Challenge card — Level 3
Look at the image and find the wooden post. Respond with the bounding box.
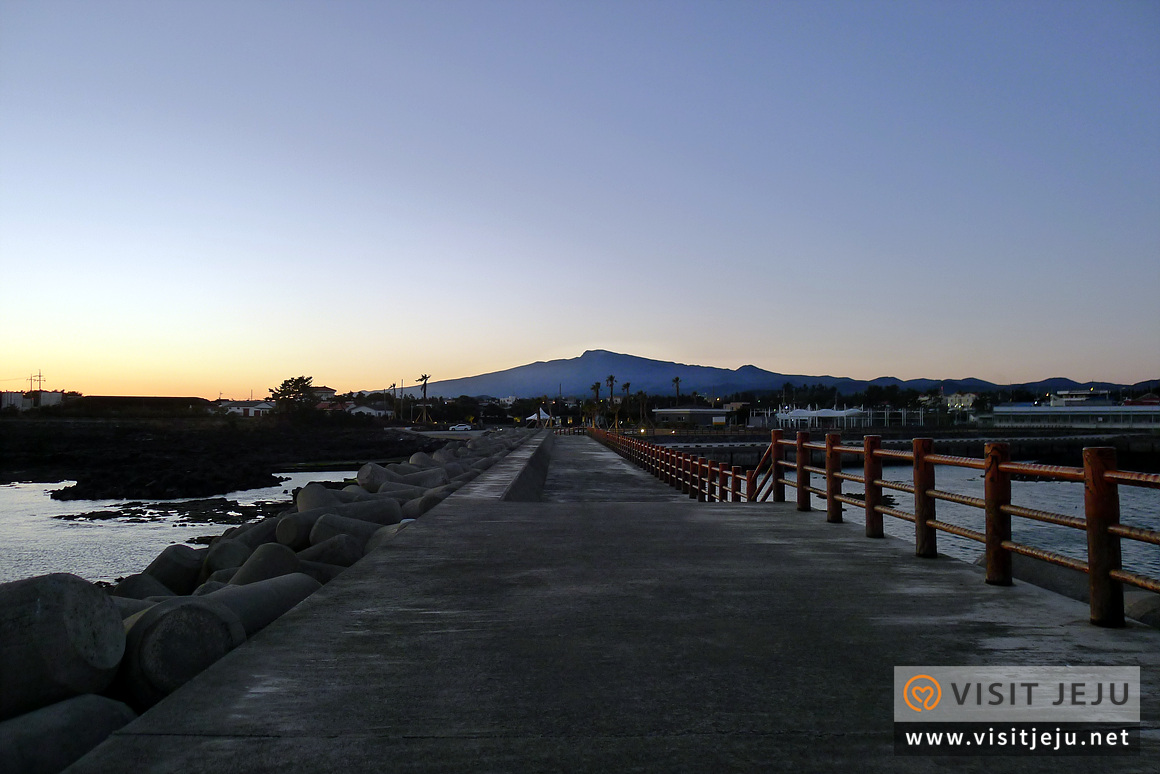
[689,454,696,497]
[913,438,937,558]
[1084,447,1124,627]
[983,442,1012,586]
[863,435,883,538]
[706,460,717,501]
[796,431,811,512]
[730,466,742,503]
[698,458,709,502]
[771,429,785,503]
[745,469,756,503]
[719,463,729,503]
[825,432,842,523]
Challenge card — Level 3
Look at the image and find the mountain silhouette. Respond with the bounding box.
[393,349,1143,400]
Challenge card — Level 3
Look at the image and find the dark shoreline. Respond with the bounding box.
[0,418,441,500]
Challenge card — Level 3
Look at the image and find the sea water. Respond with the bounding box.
[0,471,354,584]
[785,463,1160,578]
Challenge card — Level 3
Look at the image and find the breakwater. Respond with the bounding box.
[0,429,535,774]
[55,435,1160,773]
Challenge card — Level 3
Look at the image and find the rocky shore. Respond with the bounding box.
[0,428,535,773]
[0,418,442,500]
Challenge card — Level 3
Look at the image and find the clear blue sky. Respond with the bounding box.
[2,0,1157,398]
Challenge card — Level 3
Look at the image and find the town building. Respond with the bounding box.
[991,404,1160,429]
[220,400,275,418]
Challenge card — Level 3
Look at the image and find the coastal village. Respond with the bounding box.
[5,381,1159,432]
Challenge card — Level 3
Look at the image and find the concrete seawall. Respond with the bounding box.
[62,434,1160,773]
[501,430,555,501]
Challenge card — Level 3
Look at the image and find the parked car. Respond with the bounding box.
[448,423,473,431]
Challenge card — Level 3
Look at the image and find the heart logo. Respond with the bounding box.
[903,675,941,712]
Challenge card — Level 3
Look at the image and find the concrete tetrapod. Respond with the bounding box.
[207,567,239,584]
[141,544,205,596]
[108,597,155,620]
[118,597,246,710]
[0,693,136,774]
[401,489,448,519]
[296,534,363,567]
[0,574,126,721]
[407,451,436,467]
[374,481,431,501]
[431,449,458,464]
[277,499,404,550]
[224,516,280,551]
[191,580,228,596]
[396,467,450,489]
[296,560,347,584]
[203,539,253,577]
[308,512,387,552]
[363,521,413,553]
[228,543,300,585]
[295,482,340,511]
[202,573,320,637]
[356,462,392,492]
[110,573,175,600]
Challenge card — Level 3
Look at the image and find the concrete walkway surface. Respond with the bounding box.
[67,435,1160,773]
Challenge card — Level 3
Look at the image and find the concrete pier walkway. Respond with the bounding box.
[70,435,1160,773]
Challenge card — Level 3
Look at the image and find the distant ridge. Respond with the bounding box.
[393,349,1150,400]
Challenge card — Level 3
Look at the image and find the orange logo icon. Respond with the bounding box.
[903,674,941,712]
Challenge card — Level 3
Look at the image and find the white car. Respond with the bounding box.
[448,423,473,431]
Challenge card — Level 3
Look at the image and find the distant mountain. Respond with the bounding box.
[391,349,1147,400]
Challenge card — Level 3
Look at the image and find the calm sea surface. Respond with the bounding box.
[786,463,1160,578]
[2,462,1157,585]
[0,470,354,584]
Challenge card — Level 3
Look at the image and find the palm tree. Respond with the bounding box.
[590,382,601,427]
[417,374,431,424]
[619,382,631,430]
[637,390,648,426]
[672,376,681,406]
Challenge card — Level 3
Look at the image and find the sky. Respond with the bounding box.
[1,0,1157,399]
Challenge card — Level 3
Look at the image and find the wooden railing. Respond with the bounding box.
[589,427,1160,628]
[590,428,752,503]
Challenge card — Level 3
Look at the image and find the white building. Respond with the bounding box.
[221,400,275,418]
[348,405,394,419]
[946,392,977,410]
[774,407,868,429]
[1,390,65,411]
[992,404,1160,429]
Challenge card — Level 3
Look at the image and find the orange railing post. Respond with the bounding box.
[718,462,728,503]
[731,465,742,502]
[1085,447,1124,627]
[697,457,708,502]
[913,438,937,558]
[796,431,811,512]
[983,442,1012,586]
[687,454,697,499]
[863,435,883,538]
[825,432,842,523]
